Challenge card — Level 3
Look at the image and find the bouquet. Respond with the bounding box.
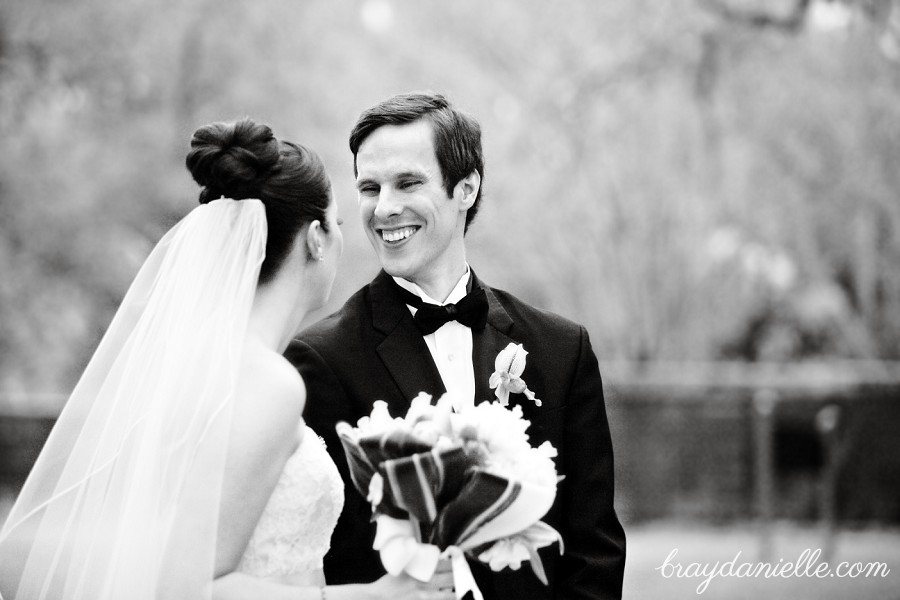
[336,390,562,600]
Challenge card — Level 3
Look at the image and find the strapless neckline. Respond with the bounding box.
[236,423,344,580]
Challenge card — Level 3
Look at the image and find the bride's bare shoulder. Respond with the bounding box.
[233,349,306,442]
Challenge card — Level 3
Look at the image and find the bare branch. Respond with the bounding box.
[698,0,811,32]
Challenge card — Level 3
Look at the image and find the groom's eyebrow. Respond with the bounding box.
[356,170,423,190]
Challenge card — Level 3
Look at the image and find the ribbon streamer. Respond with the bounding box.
[373,516,484,600]
[373,516,441,581]
[444,546,482,600]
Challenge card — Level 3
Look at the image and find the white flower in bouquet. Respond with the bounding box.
[450,402,558,488]
[338,400,405,441]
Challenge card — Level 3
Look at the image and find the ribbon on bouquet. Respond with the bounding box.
[374,516,482,600]
[445,546,481,600]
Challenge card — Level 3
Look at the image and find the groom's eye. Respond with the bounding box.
[398,179,421,190]
[357,184,378,196]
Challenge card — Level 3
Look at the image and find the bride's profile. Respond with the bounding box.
[0,118,453,600]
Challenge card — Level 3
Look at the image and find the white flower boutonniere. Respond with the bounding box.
[489,343,542,407]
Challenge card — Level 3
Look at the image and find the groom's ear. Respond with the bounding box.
[454,171,480,212]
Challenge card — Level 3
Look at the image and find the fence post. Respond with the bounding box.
[815,403,841,561]
[753,388,777,561]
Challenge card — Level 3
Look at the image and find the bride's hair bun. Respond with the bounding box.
[184,116,332,285]
[185,118,280,203]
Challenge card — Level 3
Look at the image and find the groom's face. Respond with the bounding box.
[355,120,470,286]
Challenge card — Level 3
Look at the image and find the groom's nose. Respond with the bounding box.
[373,189,403,220]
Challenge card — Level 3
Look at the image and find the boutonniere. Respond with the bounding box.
[489,343,542,407]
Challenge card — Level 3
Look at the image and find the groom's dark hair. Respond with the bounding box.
[349,92,485,232]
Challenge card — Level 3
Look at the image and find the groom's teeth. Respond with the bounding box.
[382,227,417,243]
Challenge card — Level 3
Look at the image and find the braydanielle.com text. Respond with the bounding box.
[655,547,891,594]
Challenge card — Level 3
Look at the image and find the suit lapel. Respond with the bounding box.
[368,269,522,411]
[471,273,516,404]
[370,271,446,413]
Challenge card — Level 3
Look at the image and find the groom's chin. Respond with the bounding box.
[377,256,412,280]
[381,266,409,282]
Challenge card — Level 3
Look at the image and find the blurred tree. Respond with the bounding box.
[1,0,899,408]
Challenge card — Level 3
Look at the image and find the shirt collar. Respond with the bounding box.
[393,264,471,306]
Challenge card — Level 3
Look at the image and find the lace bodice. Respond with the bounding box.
[237,424,344,579]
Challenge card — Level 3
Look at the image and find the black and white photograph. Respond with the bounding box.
[1,1,899,599]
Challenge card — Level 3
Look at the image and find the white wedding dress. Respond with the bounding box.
[237,423,344,586]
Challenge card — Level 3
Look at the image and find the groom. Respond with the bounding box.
[287,92,625,599]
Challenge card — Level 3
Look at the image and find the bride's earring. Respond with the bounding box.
[316,247,324,261]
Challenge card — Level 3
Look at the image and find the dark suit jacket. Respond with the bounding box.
[286,270,626,599]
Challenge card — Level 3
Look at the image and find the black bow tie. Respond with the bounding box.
[394,284,489,335]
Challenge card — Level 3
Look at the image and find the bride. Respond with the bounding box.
[0,118,453,600]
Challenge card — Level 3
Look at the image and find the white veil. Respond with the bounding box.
[0,198,267,600]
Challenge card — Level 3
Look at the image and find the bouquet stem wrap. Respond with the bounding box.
[374,516,481,599]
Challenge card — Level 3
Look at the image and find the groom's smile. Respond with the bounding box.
[379,225,420,245]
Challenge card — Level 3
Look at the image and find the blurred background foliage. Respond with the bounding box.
[2,0,900,404]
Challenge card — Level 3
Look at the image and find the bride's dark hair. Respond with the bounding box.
[185,117,331,284]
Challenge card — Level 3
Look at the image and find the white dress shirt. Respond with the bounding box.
[393,266,475,410]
